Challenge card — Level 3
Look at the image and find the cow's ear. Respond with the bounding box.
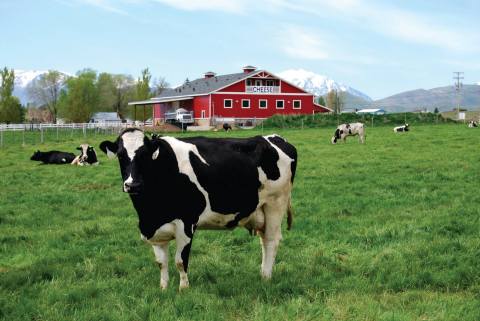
[76,147,82,150]
[99,141,118,159]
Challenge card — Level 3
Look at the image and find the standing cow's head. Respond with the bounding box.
[100,128,159,194]
[331,129,342,144]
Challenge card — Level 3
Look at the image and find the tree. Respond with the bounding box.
[434,107,439,114]
[152,77,169,96]
[58,69,99,123]
[112,74,135,119]
[326,90,344,114]
[136,68,152,101]
[97,72,135,119]
[0,67,23,123]
[134,68,153,121]
[316,95,326,106]
[27,70,66,123]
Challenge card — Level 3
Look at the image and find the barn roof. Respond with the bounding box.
[155,70,259,98]
[128,68,316,106]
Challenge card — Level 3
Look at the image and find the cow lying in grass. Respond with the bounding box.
[331,122,365,144]
[100,128,297,290]
[394,124,410,132]
[468,120,478,128]
[30,150,76,164]
[71,144,99,166]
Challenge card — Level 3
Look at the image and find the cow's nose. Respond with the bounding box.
[123,182,132,192]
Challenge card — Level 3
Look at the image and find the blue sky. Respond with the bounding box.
[1,0,479,99]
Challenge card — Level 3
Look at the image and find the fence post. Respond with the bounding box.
[371,115,374,127]
[83,124,86,138]
[56,126,59,141]
[40,125,44,144]
[0,129,3,148]
[23,126,26,146]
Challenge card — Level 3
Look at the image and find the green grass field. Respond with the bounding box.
[1,124,479,321]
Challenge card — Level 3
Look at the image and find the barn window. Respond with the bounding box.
[224,99,232,108]
[242,99,250,109]
[276,100,284,109]
[259,99,267,109]
[201,110,206,118]
[293,100,301,109]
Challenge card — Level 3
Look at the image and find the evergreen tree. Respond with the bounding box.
[0,67,23,123]
[134,68,152,121]
[434,107,439,114]
[317,96,326,106]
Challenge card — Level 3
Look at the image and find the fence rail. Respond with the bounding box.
[0,121,154,148]
[0,121,152,131]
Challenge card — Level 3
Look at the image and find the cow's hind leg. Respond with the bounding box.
[174,220,194,290]
[259,197,287,279]
[152,242,169,289]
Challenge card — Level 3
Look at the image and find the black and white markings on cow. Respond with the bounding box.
[393,124,410,133]
[331,123,365,144]
[100,128,297,290]
[30,150,76,164]
[71,144,99,166]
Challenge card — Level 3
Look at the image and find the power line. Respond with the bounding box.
[453,72,464,116]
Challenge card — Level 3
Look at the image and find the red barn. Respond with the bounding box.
[129,66,331,127]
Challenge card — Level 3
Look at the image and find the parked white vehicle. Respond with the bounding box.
[164,108,194,123]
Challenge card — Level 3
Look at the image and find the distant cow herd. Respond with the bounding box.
[28,118,478,290]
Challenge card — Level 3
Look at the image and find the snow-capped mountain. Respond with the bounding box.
[12,70,70,106]
[278,69,372,101]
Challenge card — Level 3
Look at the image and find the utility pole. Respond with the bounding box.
[453,72,464,117]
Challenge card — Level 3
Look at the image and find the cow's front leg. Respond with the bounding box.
[152,242,169,290]
[174,221,194,290]
[259,201,285,279]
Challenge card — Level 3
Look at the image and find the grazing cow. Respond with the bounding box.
[30,150,75,164]
[394,124,410,132]
[223,123,232,131]
[331,122,365,144]
[100,128,297,290]
[71,144,99,166]
[468,120,478,128]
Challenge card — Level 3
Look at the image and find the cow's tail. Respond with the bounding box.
[287,197,294,230]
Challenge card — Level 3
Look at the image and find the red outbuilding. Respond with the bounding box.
[129,66,331,127]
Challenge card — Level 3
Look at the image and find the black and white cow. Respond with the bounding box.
[394,124,410,132]
[71,144,99,166]
[100,128,297,290]
[30,150,76,164]
[331,122,365,144]
[468,120,478,128]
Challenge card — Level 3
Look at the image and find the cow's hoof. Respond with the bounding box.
[179,282,190,291]
[160,281,168,290]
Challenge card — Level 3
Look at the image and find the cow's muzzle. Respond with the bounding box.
[123,181,142,194]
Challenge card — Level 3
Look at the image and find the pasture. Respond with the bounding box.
[0,124,479,321]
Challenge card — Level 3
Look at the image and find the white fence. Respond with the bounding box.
[0,121,153,147]
[0,121,154,132]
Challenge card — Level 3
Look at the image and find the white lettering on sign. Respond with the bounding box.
[246,86,280,94]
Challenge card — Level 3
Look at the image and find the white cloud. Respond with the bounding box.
[76,0,129,15]
[279,26,329,60]
[152,0,245,13]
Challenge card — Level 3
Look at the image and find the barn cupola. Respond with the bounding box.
[242,65,256,73]
[204,71,216,79]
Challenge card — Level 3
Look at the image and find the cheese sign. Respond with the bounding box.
[246,86,279,93]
